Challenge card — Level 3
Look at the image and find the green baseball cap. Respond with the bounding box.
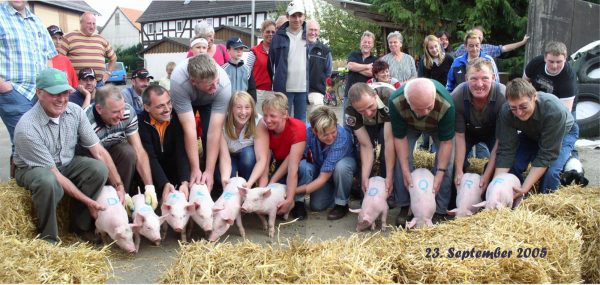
[36,68,74,94]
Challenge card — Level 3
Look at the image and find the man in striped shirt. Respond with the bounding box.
[59,12,117,87]
[81,85,158,207]
[0,0,57,176]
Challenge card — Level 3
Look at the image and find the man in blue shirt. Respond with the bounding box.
[69,68,97,109]
[0,0,57,177]
[295,106,356,220]
[122,68,153,115]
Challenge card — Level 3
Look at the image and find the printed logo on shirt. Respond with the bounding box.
[345,114,356,127]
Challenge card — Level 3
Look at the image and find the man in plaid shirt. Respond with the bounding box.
[0,0,57,177]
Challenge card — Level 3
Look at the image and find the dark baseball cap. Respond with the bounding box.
[132,68,154,79]
[78,68,96,79]
[226,37,247,49]
[47,25,63,36]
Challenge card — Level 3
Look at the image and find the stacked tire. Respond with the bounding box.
[575,44,600,138]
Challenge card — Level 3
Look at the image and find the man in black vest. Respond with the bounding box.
[307,20,332,99]
[451,58,506,191]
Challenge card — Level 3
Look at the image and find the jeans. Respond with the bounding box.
[419,133,431,151]
[509,122,579,193]
[0,89,36,152]
[463,139,495,171]
[286,92,308,122]
[296,157,357,211]
[393,127,454,214]
[467,142,491,159]
[230,145,256,181]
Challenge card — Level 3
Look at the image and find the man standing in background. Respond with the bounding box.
[0,0,57,177]
[60,12,117,87]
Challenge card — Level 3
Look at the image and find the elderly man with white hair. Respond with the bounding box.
[388,78,455,226]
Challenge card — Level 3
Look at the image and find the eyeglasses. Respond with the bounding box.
[509,103,530,112]
[264,30,276,34]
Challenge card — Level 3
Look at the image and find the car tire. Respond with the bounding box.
[576,83,600,138]
[577,55,600,84]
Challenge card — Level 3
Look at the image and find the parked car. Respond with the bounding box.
[106,62,127,85]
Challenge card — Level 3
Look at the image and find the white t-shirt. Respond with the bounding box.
[285,29,307,92]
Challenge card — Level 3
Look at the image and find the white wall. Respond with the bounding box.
[144,53,187,80]
[100,9,140,49]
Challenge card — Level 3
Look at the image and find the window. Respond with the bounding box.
[206,18,213,27]
[147,23,154,34]
[227,16,234,26]
[115,12,120,25]
[156,23,162,33]
[240,16,247,27]
[176,20,183,32]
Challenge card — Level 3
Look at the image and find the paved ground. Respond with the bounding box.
[0,92,598,283]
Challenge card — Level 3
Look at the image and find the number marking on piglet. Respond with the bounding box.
[169,193,179,200]
[223,191,235,200]
[418,179,429,192]
[492,177,505,186]
[195,191,204,197]
[464,179,473,189]
[107,197,119,206]
[368,187,378,196]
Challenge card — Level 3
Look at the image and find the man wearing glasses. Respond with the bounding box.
[495,78,578,195]
[138,85,191,202]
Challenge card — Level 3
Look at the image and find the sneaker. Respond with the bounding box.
[395,206,411,227]
[291,201,307,220]
[327,204,349,220]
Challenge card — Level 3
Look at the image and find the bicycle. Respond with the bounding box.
[324,69,347,107]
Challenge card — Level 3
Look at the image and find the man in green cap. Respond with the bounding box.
[13,68,124,244]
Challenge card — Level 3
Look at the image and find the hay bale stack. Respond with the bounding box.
[0,180,37,238]
[160,235,398,284]
[161,209,581,283]
[413,149,435,169]
[0,180,77,241]
[391,208,582,283]
[466,157,487,174]
[522,186,600,283]
[0,234,111,283]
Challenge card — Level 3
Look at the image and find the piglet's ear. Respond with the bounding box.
[238,186,248,196]
[262,188,272,198]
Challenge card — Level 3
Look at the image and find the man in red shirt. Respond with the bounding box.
[47,25,78,88]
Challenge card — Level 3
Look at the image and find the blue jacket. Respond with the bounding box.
[268,21,307,93]
[446,51,499,92]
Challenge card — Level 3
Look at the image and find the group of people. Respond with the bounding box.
[0,0,580,243]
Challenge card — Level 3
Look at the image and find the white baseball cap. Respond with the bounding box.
[286,0,305,15]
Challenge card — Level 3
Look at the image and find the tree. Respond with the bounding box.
[313,0,379,60]
[370,0,529,77]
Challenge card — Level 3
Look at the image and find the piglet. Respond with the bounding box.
[406,168,436,229]
[349,176,389,231]
[161,190,194,242]
[473,173,523,210]
[208,177,247,242]
[447,173,484,218]
[95,186,139,253]
[188,184,215,238]
[131,191,166,251]
[239,183,288,238]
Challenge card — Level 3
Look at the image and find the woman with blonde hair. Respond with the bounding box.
[219,91,269,188]
[419,35,454,86]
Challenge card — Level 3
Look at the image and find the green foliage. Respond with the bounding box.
[114,43,143,72]
[370,0,529,78]
[314,1,379,61]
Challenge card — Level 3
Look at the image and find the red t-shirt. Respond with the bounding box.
[250,42,272,91]
[51,54,78,88]
[269,117,306,163]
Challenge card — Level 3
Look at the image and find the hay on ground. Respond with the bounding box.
[523,186,600,283]
[392,208,582,283]
[0,180,81,242]
[413,149,488,175]
[161,209,581,283]
[0,234,111,283]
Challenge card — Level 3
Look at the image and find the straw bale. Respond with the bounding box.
[413,149,435,169]
[0,233,111,283]
[161,209,581,283]
[392,208,582,283]
[522,186,600,282]
[466,157,487,174]
[160,235,399,284]
[0,180,80,241]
